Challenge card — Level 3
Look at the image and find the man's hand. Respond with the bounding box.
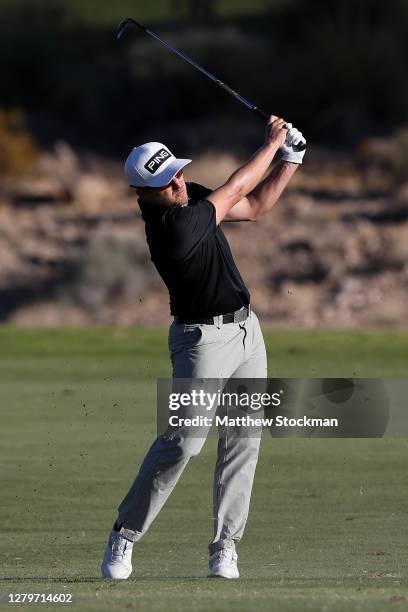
[280,123,306,164]
[264,115,288,149]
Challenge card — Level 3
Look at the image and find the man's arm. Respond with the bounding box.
[224,160,299,222]
[224,123,306,221]
[206,116,288,225]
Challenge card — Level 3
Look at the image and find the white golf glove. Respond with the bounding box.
[280,123,306,164]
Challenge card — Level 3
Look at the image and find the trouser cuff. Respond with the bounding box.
[209,539,236,555]
[117,524,142,543]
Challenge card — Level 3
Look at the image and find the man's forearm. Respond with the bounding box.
[227,142,280,198]
[207,117,290,224]
[247,160,298,219]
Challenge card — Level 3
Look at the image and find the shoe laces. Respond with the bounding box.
[217,548,237,564]
[111,535,129,559]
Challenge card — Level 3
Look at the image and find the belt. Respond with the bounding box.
[175,305,251,325]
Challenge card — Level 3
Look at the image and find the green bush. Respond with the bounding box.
[0,109,38,176]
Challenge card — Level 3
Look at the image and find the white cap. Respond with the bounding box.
[124,142,192,188]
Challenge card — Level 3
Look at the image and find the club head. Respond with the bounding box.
[116,17,145,40]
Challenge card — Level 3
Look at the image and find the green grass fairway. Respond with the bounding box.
[0,327,407,611]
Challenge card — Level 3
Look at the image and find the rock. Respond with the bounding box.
[37,141,80,201]
[1,148,408,327]
[9,301,89,326]
[74,173,114,213]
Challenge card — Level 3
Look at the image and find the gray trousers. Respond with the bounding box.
[116,310,267,553]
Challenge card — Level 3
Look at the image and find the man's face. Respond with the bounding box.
[136,170,188,207]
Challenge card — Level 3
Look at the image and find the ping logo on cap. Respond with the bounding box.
[144,148,171,174]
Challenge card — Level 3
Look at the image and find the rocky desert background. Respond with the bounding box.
[1,128,408,327]
[1,0,408,328]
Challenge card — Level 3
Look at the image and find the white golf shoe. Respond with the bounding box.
[209,548,239,579]
[101,529,134,579]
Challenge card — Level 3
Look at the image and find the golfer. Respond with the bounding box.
[101,116,306,579]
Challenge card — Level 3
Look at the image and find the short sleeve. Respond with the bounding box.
[163,200,216,260]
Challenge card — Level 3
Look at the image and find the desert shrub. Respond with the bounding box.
[1,0,408,151]
[388,129,408,184]
[0,109,38,176]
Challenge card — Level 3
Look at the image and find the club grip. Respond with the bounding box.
[255,109,306,150]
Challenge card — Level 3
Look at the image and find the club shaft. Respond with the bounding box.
[144,26,267,117]
[117,18,306,151]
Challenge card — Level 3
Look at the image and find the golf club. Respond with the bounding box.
[116,17,306,152]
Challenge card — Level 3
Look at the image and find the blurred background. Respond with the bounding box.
[1,0,408,327]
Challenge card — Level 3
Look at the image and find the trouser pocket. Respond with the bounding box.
[168,322,203,357]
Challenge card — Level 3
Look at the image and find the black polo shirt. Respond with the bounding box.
[140,182,250,319]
